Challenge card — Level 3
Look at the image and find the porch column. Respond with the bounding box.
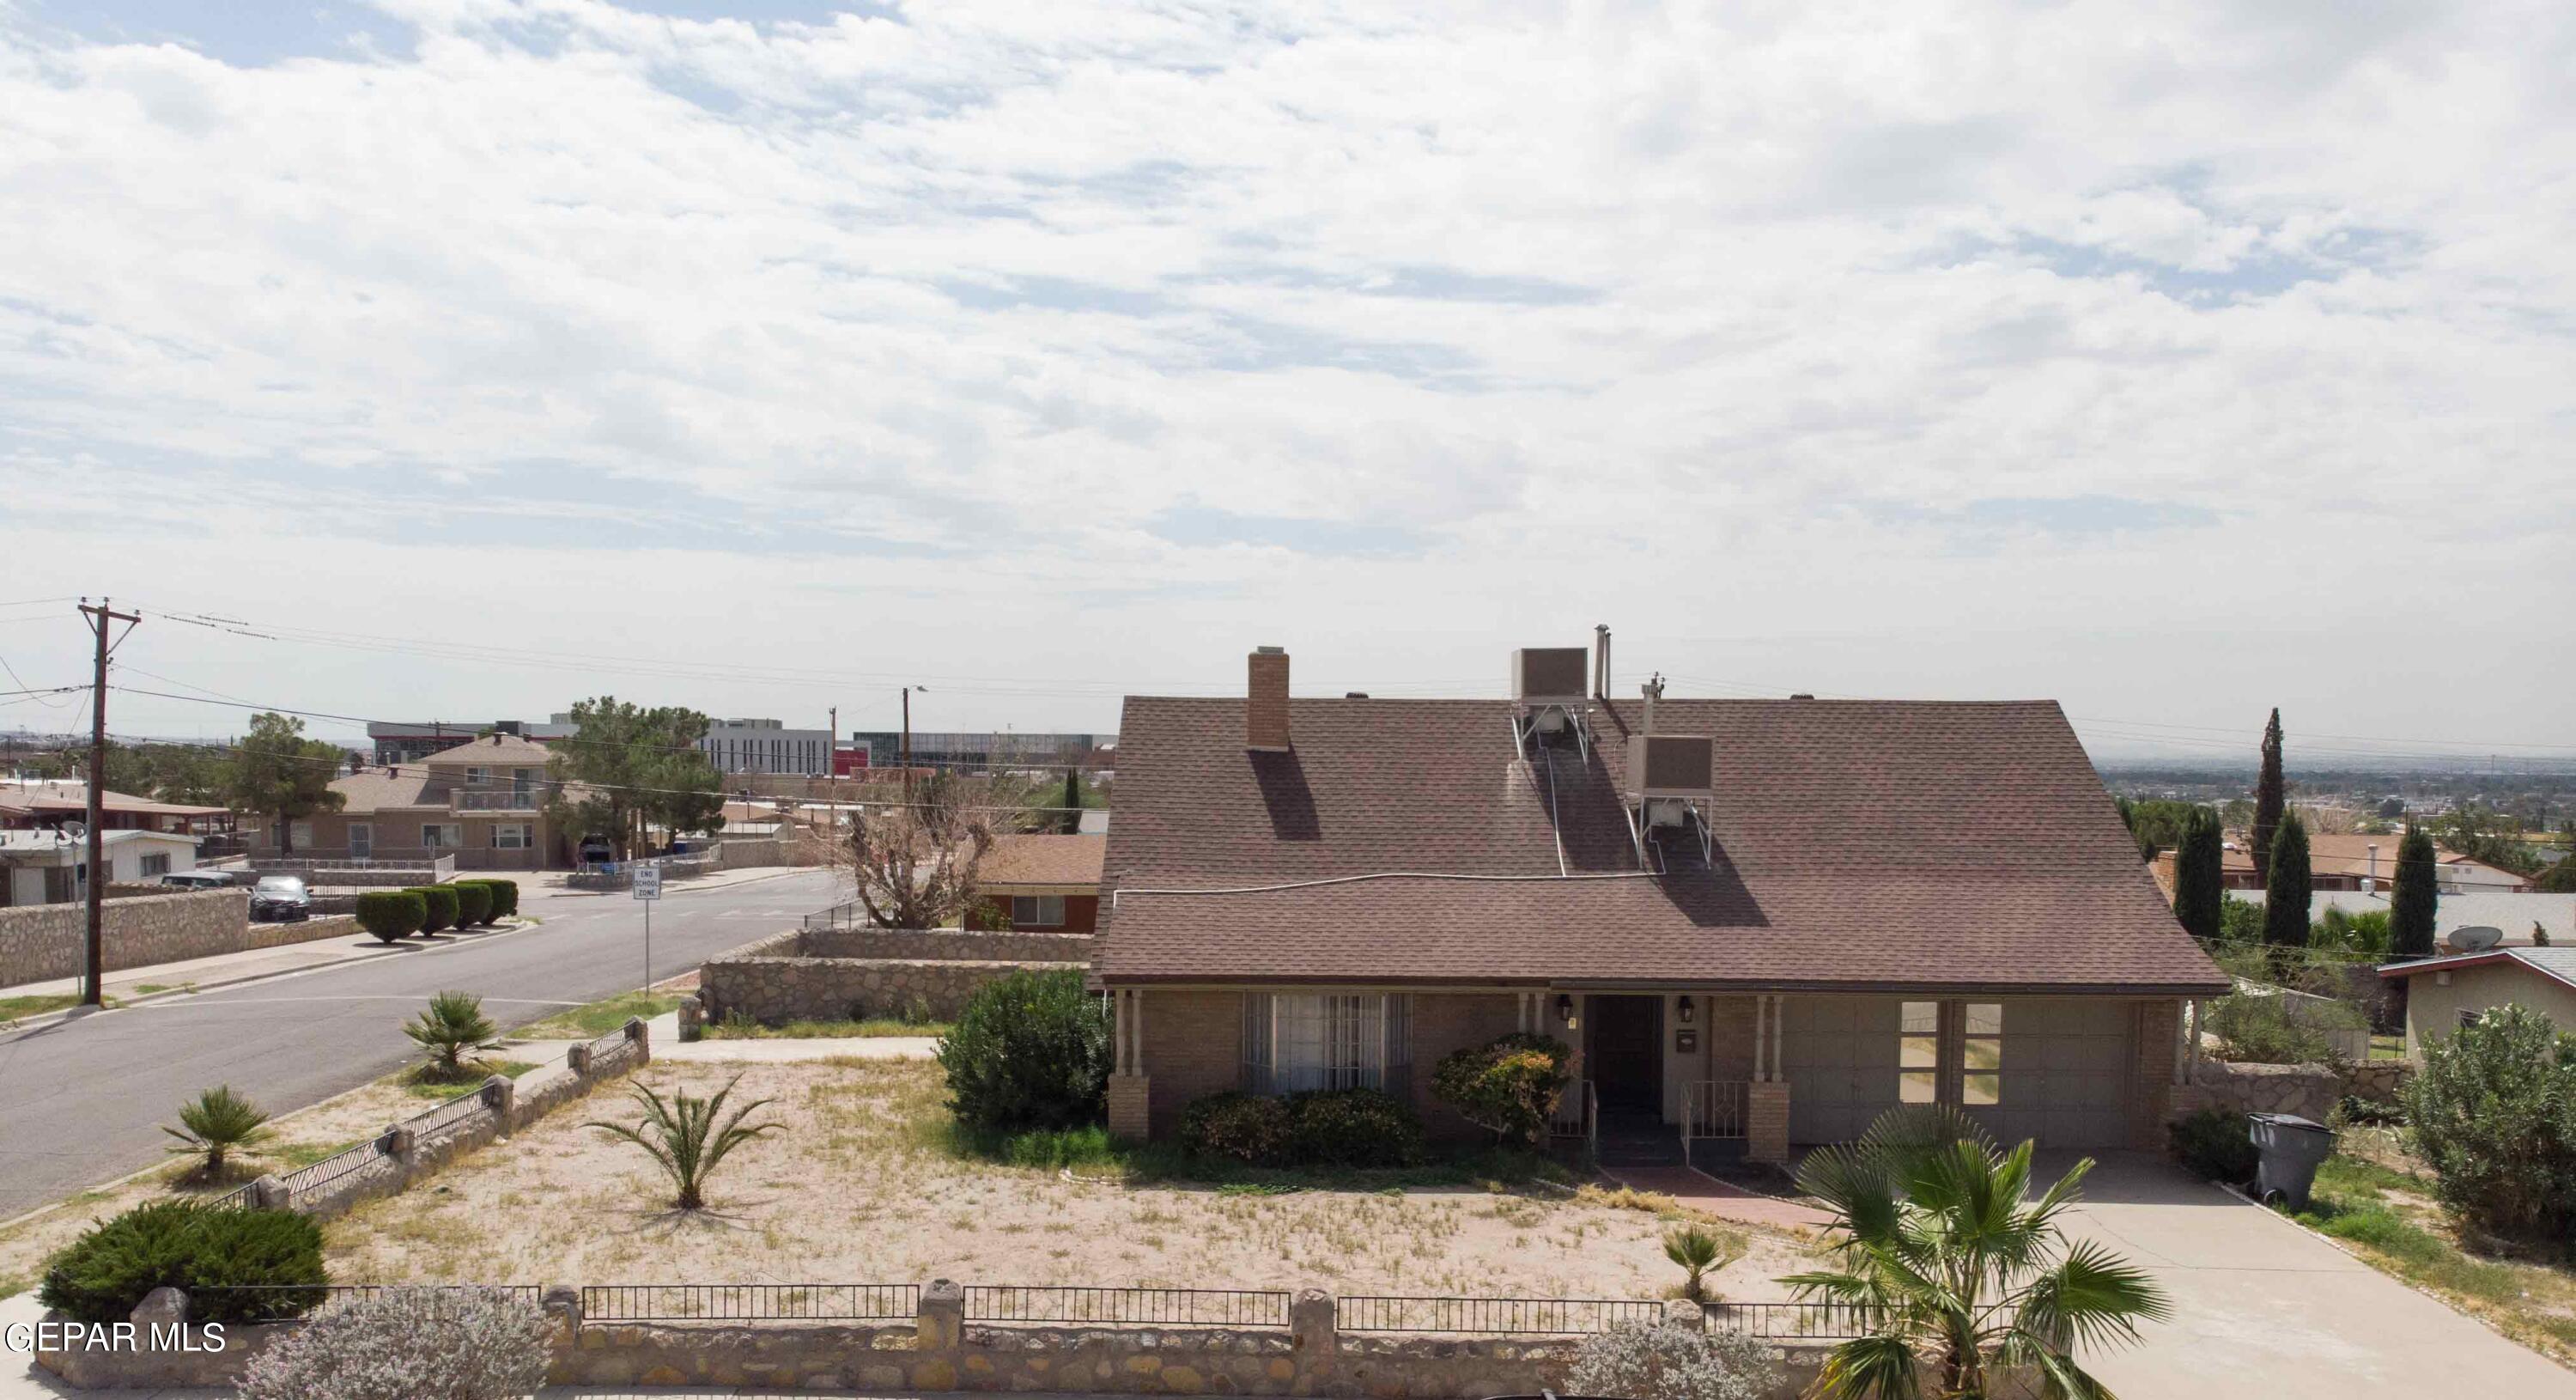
[1106,989,1151,1140]
[1745,995,1791,1166]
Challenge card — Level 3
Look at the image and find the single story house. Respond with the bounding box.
[976,833,1106,932]
[240,733,574,871]
[0,780,230,836]
[1093,643,2228,1163]
[0,828,200,905]
[2290,890,2576,949]
[2221,831,2529,893]
[2379,947,2576,1056]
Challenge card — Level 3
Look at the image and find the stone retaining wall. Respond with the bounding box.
[699,952,1048,1024]
[799,925,1092,963]
[2172,1060,2341,1123]
[0,890,248,988]
[2341,1059,2415,1104]
[245,913,362,951]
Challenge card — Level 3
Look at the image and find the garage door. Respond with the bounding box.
[1780,997,1904,1145]
[1963,999,2133,1149]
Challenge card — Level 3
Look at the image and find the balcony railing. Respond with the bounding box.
[452,788,544,813]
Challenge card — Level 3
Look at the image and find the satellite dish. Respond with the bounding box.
[59,821,85,843]
[2446,925,2504,953]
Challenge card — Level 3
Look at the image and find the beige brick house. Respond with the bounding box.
[1093,644,2227,1166]
[242,733,570,871]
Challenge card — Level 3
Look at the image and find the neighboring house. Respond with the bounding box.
[240,733,569,870]
[1092,645,2228,1162]
[700,719,834,776]
[975,833,1106,932]
[364,717,572,766]
[0,828,199,905]
[2220,831,2530,892]
[0,779,230,836]
[2379,947,2576,1056]
[2293,890,2576,948]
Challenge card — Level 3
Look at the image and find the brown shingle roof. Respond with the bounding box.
[1096,697,2226,995]
[980,833,1107,890]
[420,733,557,767]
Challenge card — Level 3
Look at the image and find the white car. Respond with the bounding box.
[160,871,236,892]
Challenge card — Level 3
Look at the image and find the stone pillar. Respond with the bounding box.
[481,1073,516,1119]
[1107,1074,1151,1140]
[917,1278,964,1351]
[623,1015,650,1063]
[380,1123,416,1160]
[1290,1288,1336,1357]
[540,1283,582,1362]
[1661,1299,1704,1331]
[1746,1081,1791,1166]
[132,1287,189,1330]
[2128,999,2181,1152]
[678,995,704,1043]
[567,1043,592,1074]
[249,1174,289,1209]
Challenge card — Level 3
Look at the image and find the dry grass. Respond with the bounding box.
[324,1058,1810,1300]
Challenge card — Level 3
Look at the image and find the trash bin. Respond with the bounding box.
[2247,1112,2337,1212]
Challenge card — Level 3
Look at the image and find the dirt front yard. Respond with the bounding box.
[324,1057,1812,1301]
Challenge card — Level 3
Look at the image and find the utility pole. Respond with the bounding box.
[77,599,140,1008]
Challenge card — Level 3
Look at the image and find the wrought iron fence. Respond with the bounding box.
[194,1284,543,1324]
[1337,1295,1665,1335]
[1700,1300,1877,1340]
[803,899,861,931]
[580,1283,918,1322]
[404,1082,492,1136]
[962,1285,1291,1328]
[204,1181,258,1210]
[275,1140,385,1203]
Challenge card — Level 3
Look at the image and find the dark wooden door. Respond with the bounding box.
[1590,995,1663,1116]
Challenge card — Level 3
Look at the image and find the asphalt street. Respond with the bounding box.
[0,868,841,1220]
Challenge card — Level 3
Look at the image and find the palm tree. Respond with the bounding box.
[1782,1107,2169,1399]
[404,990,503,1080]
[162,1086,274,1178]
[1662,1224,1739,1302]
[585,1075,780,1211]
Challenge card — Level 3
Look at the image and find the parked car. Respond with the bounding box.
[249,874,312,922]
[160,871,235,892]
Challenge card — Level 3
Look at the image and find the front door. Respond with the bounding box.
[1590,995,1664,1117]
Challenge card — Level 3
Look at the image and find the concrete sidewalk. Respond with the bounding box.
[598,1011,940,1063]
[0,922,517,1017]
[1600,1164,1832,1232]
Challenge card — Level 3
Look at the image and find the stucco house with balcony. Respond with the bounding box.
[1093,642,2229,1167]
[240,733,571,870]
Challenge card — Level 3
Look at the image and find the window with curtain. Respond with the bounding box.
[1241,993,1411,1094]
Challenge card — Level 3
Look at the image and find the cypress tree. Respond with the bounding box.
[2263,812,2312,957]
[2390,824,2439,959]
[1057,767,1083,836]
[2251,708,2285,887]
[2174,807,2225,942]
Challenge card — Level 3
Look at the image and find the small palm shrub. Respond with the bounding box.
[410,885,459,934]
[2403,1004,2576,1242]
[2168,1108,2259,1184]
[1566,1321,1781,1400]
[450,881,492,928]
[1431,1032,1571,1145]
[353,891,426,943]
[938,967,1111,1131]
[404,990,501,1080]
[39,1201,325,1324]
[162,1086,274,1178]
[236,1286,551,1400]
[1662,1224,1743,1301]
[586,1075,780,1210]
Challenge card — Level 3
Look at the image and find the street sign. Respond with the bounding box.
[631,862,662,901]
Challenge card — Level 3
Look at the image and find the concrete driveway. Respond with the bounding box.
[2049,1154,2576,1397]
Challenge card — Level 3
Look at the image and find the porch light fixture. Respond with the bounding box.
[1554,994,1575,1025]
[1676,995,1695,1025]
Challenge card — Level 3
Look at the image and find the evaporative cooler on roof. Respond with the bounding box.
[1510,647,1594,758]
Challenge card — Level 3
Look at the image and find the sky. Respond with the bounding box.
[0,0,2570,770]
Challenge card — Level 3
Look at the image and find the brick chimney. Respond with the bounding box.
[1247,646,1291,752]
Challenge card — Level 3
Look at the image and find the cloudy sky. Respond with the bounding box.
[1,0,2569,768]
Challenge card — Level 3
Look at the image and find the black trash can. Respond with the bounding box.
[2247,1112,2336,1213]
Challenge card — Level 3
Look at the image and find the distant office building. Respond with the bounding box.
[700,718,834,776]
[844,731,1111,772]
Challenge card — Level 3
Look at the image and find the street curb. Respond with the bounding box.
[0,917,554,1038]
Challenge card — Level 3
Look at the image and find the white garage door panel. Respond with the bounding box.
[1782,997,1904,1145]
[1965,1000,2132,1149]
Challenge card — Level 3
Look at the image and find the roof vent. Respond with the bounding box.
[2446,924,2503,953]
[1789,692,1814,700]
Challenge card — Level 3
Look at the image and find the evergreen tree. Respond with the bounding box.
[2262,813,2312,958]
[2251,708,2285,888]
[544,697,726,860]
[2174,807,2225,942]
[223,713,347,856]
[1058,767,1083,836]
[2389,825,2439,958]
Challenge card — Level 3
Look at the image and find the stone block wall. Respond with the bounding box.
[699,953,1057,1025]
[2171,1060,2340,1123]
[0,889,249,988]
[800,926,1092,964]
[718,838,784,869]
[2342,1059,2415,1104]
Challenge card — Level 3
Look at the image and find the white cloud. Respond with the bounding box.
[0,0,2568,756]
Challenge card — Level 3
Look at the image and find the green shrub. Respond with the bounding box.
[2402,1004,2576,1242]
[2168,1108,2258,1184]
[353,891,426,944]
[1431,1032,1572,1145]
[937,968,1111,1131]
[39,1201,325,1324]
[411,885,459,934]
[451,882,493,928]
[479,879,519,919]
[2205,990,2364,1065]
[1281,1088,1425,1167]
[1178,1092,1291,1164]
